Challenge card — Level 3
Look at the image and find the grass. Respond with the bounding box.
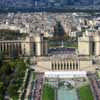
[33,72,35,80]
[12,96,19,100]
[79,85,94,100]
[42,84,55,100]
[96,70,100,79]
[48,40,78,48]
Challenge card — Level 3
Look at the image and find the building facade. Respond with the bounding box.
[36,30,100,73]
[0,35,48,57]
[78,30,100,56]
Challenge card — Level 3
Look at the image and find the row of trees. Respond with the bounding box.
[0,29,28,40]
[53,21,67,40]
[0,55,27,99]
[52,21,77,41]
[47,21,78,48]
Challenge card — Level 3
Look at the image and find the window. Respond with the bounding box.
[92,41,95,55]
[64,63,66,70]
[70,63,72,70]
[52,63,54,70]
[76,63,78,70]
[33,43,36,56]
[58,63,60,70]
[73,63,75,70]
[61,63,63,70]
[55,63,57,70]
[67,63,69,70]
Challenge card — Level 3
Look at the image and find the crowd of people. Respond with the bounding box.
[89,73,100,100]
[29,73,44,100]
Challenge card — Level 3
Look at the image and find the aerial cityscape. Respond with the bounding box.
[0,0,100,100]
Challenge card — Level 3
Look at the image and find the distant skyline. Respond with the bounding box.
[0,0,100,12]
[0,0,99,7]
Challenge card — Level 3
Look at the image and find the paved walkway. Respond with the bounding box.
[30,73,44,100]
[19,69,29,100]
[88,73,100,100]
[25,71,33,100]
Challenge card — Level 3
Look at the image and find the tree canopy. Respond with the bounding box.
[54,21,66,40]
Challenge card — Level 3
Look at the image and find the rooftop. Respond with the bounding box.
[48,48,76,55]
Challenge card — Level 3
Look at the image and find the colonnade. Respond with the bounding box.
[0,40,48,57]
[0,41,22,56]
[51,60,79,71]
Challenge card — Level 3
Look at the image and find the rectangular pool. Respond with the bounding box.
[58,87,78,100]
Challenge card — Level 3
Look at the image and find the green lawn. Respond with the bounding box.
[42,84,55,100]
[79,85,94,100]
[96,70,100,79]
[33,72,35,80]
[48,40,78,48]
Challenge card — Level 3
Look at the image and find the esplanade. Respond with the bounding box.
[36,30,100,77]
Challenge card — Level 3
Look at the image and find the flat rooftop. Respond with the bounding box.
[45,71,87,78]
[48,48,76,55]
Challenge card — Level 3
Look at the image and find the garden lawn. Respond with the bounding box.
[42,84,55,100]
[79,85,94,100]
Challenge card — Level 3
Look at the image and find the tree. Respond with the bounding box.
[0,64,11,75]
[17,61,26,72]
[54,21,66,40]
[10,48,18,59]
[0,51,4,65]
[0,82,4,94]
[26,58,31,65]
[0,82,4,100]
[15,59,27,78]
[0,58,27,99]
[8,84,18,98]
[8,60,16,70]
